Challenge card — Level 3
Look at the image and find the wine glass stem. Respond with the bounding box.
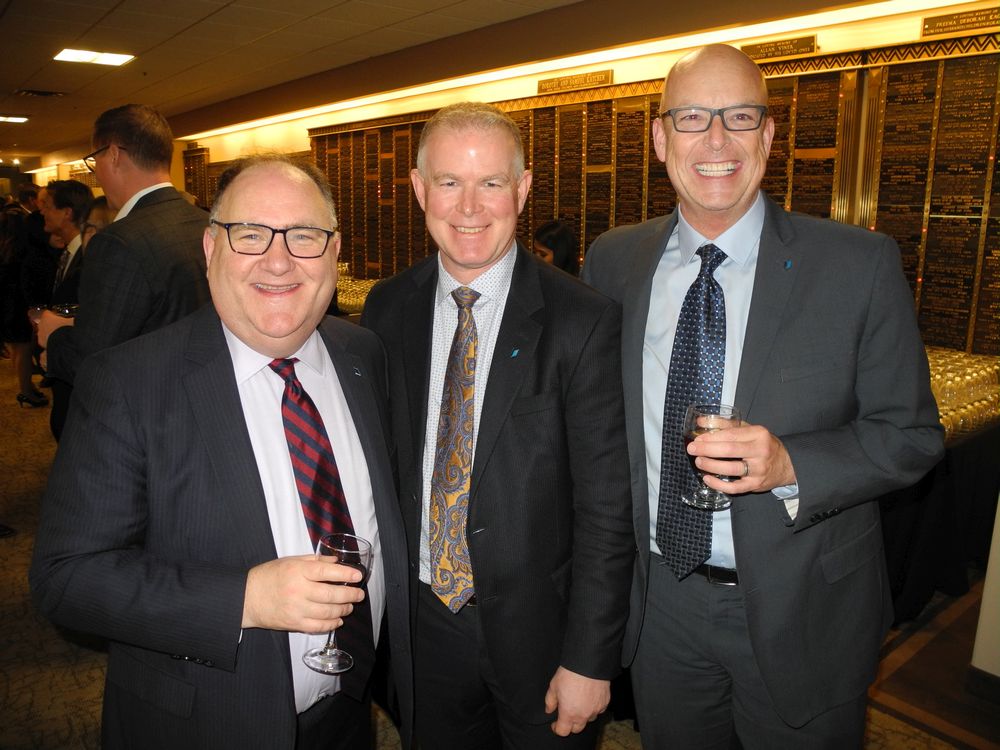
[322,628,337,654]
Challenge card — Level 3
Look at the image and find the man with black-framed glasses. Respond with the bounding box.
[37,104,209,432]
[32,154,413,750]
[583,44,942,747]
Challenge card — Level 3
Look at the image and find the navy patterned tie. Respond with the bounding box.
[655,244,728,579]
[269,358,374,698]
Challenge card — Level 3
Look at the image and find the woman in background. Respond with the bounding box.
[532,219,579,275]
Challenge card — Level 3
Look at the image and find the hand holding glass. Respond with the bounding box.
[682,403,742,511]
[302,532,372,675]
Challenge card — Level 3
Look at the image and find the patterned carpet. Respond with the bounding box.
[1,359,996,749]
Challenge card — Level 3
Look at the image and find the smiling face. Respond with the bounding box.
[653,45,774,239]
[204,162,339,358]
[411,125,531,284]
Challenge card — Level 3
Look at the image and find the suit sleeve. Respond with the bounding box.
[47,231,156,384]
[782,235,944,526]
[560,300,635,678]
[29,352,247,670]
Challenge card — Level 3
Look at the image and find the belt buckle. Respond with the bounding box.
[703,565,738,586]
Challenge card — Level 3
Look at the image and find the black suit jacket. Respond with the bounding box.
[50,242,84,306]
[583,195,944,726]
[47,186,210,384]
[362,246,634,722]
[31,307,413,749]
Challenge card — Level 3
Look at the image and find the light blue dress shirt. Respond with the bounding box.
[643,193,770,569]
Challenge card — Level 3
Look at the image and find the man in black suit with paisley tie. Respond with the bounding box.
[362,102,633,749]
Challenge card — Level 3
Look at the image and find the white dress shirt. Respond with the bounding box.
[418,246,516,585]
[224,325,385,713]
[644,192,797,568]
[114,182,173,220]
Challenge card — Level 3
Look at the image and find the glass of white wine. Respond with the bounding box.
[681,403,742,511]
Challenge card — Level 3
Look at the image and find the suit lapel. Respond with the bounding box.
[402,262,437,470]
[182,306,277,569]
[320,323,392,508]
[624,214,676,558]
[735,197,801,422]
[471,247,543,498]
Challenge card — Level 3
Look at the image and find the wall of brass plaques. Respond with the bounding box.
[183,34,1000,354]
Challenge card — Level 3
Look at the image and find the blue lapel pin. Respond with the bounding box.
[784,259,792,270]
[511,348,520,358]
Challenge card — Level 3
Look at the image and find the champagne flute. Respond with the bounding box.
[302,532,373,674]
[682,403,742,511]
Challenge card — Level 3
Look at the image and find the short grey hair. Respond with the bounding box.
[416,102,525,178]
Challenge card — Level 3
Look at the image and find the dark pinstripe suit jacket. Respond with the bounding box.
[30,307,413,749]
[47,185,210,384]
[361,246,634,722]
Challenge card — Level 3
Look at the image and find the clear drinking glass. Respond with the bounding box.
[681,403,742,511]
[302,532,373,674]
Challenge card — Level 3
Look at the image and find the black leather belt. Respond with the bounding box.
[693,564,739,586]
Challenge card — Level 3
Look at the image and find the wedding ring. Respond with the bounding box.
[741,460,750,478]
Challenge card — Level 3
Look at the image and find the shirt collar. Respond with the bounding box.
[675,191,765,267]
[221,322,328,386]
[115,182,174,221]
[434,241,517,307]
[65,234,82,257]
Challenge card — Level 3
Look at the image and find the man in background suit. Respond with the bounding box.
[31,155,413,749]
[39,179,93,306]
[583,44,944,748]
[36,178,93,439]
[362,102,633,749]
[37,104,210,427]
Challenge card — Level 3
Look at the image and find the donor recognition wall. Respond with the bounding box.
[183,34,1000,355]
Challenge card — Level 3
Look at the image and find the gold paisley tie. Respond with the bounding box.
[429,286,480,612]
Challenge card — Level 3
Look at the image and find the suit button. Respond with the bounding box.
[810,514,822,523]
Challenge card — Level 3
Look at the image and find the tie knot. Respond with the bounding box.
[268,357,300,383]
[696,243,727,276]
[452,286,480,310]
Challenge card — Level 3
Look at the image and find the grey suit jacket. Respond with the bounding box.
[583,194,943,727]
[362,246,634,722]
[31,306,413,749]
[47,185,210,384]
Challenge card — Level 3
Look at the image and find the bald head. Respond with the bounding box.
[661,44,768,111]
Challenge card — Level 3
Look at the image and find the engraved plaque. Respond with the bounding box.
[973,218,1000,354]
[586,101,613,165]
[615,102,647,226]
[930,55,998,216]
[793,73,839,150]
[532,108,557,225]
[558,107,584,225]
[764,78,794,204]
[646,96,676,219]
[585,171,612,252]
[919,216,980,349]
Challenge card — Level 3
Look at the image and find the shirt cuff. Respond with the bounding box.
[772,483,799,521]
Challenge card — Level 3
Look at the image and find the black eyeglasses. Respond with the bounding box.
[661,105,768,133]
[82,144,127,172]
[210,220,337,258]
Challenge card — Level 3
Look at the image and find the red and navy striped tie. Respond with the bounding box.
[269,358,374,698]
[269,357,354,544]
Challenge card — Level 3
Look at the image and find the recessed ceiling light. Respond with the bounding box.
[0,116,29,123]
[54,49,134,66]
